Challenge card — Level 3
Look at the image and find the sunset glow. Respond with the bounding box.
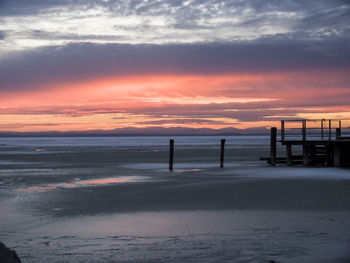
[0,1,349,133]
[1,71,350,132]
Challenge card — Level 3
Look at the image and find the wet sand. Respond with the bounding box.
[16,169,350,216]
[0,136,350,262]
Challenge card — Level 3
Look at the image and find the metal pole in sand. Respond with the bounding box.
[270,127,277,166]
[169,139,174,171]
[220,139,226,168]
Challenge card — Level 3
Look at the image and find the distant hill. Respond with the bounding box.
[0,126,270,137]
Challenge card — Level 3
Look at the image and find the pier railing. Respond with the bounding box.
[265,119,350,167]
[280,119,350,141]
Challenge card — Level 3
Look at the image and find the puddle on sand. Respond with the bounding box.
[19,176,149,192]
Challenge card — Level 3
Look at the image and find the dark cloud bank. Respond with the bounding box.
[1,39,349,91]
[1,0,349,92]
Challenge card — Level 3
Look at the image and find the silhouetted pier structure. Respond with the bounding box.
[261,119,350,167]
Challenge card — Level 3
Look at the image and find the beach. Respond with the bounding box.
[0,136,350,262]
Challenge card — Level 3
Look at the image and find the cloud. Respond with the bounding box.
[131,118,229,125]
[0,0,349,131]
[0,40,349,92]
[295,1,350,34]
[0,0,349,52]
[0,31,5,40]
[2,97,349,123]
[0,123,75,128]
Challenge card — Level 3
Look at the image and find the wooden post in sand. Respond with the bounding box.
[220,139,225,168]
[169,139,174,171]
[270,127,277,166]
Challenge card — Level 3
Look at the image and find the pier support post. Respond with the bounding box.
[220,139,225,168]
[336,128,341,140]
[270,127,277,166]
[310,145,316,165]
[302,120,307,141]
[169,139,174,171]
[334,128,341,167]
[303,144,311,166]
[326,145,334,167]
[334,145,341,167]
[286,143,292,166]
[281,120,285,141]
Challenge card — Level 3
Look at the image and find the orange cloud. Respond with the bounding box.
[0,71,349,132]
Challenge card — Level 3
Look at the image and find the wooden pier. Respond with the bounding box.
[262,119,350,167]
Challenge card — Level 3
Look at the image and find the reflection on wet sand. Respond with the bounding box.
[19,176,149,192]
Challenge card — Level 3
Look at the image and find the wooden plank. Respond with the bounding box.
[259,156,303,161]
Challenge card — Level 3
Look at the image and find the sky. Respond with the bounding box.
[0,0,349,132]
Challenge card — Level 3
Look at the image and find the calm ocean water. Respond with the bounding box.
[0,135,273,193]
[0,135,270,148]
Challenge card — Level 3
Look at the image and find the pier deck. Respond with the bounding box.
[262,119,350,167]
